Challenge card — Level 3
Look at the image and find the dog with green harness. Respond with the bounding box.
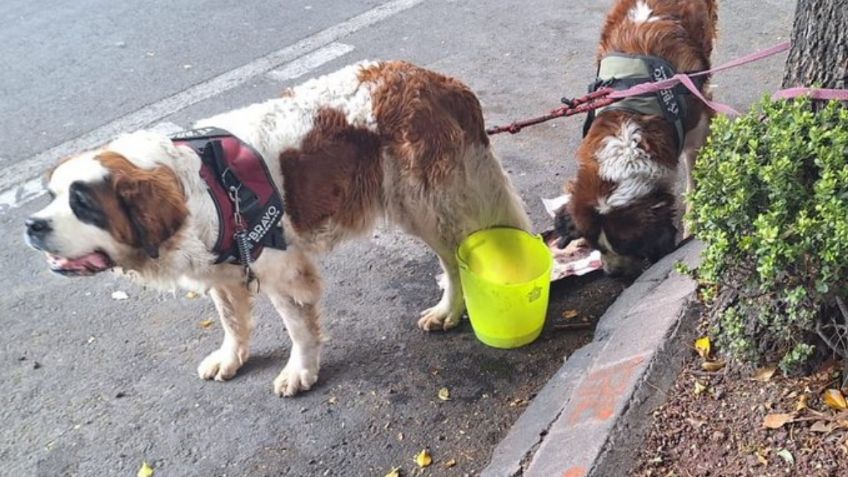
[582,53,708,154]
[554,0,717,278]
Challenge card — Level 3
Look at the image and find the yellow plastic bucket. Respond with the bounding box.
[456,227,553,349]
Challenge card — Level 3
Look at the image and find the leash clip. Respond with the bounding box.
[229,184,259,292]
[560,97,576,108]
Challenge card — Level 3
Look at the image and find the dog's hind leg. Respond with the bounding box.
[197,283,254,381]
[398,147,531,332]
[253,248,324,397]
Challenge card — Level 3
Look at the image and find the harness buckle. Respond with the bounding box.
[221,167,239,191]
[589,77,616,92]
[228,184,245,228]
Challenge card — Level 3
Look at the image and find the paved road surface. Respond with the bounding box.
[0,0,793,475]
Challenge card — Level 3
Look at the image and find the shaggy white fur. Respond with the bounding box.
[595,120,673,212]
[628,1,660,23]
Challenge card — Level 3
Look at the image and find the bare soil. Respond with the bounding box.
[633,311,848,477]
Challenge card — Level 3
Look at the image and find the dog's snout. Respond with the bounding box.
[26,217,52,238]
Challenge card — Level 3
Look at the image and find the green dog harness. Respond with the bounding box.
[582,53,707,152]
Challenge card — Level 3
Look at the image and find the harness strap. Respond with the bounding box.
[582,53,707,153]
[171,127,286,266]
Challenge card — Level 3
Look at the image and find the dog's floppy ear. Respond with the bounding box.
[114,167,187,258]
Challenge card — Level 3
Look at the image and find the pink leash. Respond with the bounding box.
[773,87,848,101]
[609,40,848,114]
[608,41,791,115]
[486,40,846,135]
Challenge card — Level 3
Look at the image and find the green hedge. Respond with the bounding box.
[688,97,848,373]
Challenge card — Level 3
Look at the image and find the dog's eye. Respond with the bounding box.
[71,188,93,209]
[69,183,100,211]
[68,182,108,228]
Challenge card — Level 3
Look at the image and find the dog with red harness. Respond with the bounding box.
[555,0,717,277]
[24,61,531,396]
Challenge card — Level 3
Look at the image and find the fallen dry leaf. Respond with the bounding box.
[810,421,834,433]
[561,309,579,320]
[777,448,795,466]
[384,467,401,477]
[137,462,154,477]
[111,291,129,301]
[763,413,794,429]
[199,319,214,329]
[444,458,457,468]
[415,449,432,468]
[823,389,848,411]
[694,336,712,360]
[509,398,527,407]
[327,396,337,405]
[702,360,726,372]
[185,291,199,299]
[754,366,777,382]
[685,417,706,428]
[694,381,708,396]
[795,394,809,412]
[438,387,451,401]
[756,449,768,466]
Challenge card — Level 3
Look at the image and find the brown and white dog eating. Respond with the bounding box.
[555,0,717,277]
[24,61,531,396]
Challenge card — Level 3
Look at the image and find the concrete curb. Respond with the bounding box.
[482,239,704,477]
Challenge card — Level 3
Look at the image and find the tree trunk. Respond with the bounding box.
[782,0,848,90]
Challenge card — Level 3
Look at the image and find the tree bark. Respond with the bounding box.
[782,0,848,90]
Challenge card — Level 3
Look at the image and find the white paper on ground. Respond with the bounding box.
[541,194,603,280]
[552,249,603,281]
[541,194,571,218]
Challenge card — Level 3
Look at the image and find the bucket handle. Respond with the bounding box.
[456,238,490,271]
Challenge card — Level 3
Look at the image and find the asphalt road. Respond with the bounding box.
[1,0,793,475]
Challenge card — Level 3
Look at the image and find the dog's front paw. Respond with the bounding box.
[418,303,462,331]
[273,363,319,397]
[197,348,246,381]
[554,206,578,248]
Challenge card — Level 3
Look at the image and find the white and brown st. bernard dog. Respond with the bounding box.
[24,61,531,396]
[555,0,717,277]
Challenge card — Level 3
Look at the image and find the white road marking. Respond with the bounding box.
[0,0,425,207]
[0,177,45,211]
[0,120,187,212]
[147,121,184,136]
[266,42,355,82]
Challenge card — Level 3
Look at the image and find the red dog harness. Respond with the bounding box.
[171,127,286,268]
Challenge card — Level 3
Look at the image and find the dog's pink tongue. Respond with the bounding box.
[48,252,109,271]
